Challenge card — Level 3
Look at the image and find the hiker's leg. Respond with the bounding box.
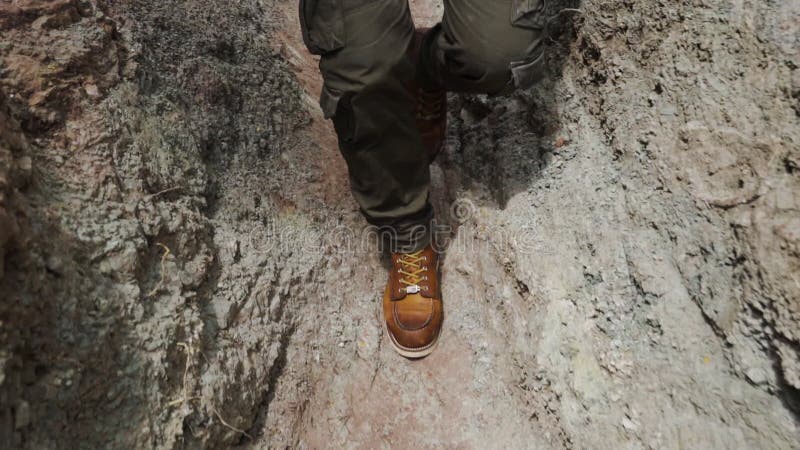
[300,0,432,252]
[417,0,547,94]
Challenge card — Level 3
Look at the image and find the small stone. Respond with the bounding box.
[84,83,100,97]
[745,367,768,385]
[31,15,51,30]
[621,416,638,431]
[15,400,31,429]
[46,255,64,274]
[18,156,32,172]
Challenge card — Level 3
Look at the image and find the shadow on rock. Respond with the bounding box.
[434,1,582,221]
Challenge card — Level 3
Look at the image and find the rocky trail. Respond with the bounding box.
[1,0,799,448]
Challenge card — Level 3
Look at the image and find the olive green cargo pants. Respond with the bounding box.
[300,0,547,251]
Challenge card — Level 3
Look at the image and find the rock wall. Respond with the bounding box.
[0,0,797,448]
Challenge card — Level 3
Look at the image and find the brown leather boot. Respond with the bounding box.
[408,28,447,162]
[383,244,443,358]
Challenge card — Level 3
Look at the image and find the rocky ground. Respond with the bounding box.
[1,0,798,448]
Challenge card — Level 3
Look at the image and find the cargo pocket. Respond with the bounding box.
[509,48,546,90]
[299,0,345,55]
[506,0,548,91]
[300,0,347,120]
[510,0,547,30]
[320,85,343,120]
[329,90,355,143]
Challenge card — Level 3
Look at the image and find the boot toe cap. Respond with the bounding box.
[385,297,443,353]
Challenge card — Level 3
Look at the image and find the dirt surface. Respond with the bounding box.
[1,0,798,448]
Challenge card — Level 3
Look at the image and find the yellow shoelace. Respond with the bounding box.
[397,250,427,287]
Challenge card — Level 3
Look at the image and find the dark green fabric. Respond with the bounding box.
[300,0,546,252]
[423,0,545,93]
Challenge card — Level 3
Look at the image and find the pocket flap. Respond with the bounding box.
[511,0,547,29]
[300,0,345,55]
[320,85,343,119]
[510,49,546,89]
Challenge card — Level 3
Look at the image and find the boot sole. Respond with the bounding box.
[385,327,440,359]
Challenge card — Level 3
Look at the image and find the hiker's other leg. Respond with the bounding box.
[300,0,432,251]
[417,0,547,94]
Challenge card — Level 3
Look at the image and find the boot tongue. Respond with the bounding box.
[390,248,434,300]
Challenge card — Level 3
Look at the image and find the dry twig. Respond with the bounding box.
[147,242,171,297]
[213,408,253,440]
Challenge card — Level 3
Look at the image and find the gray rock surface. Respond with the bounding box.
[0,0,797,448]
